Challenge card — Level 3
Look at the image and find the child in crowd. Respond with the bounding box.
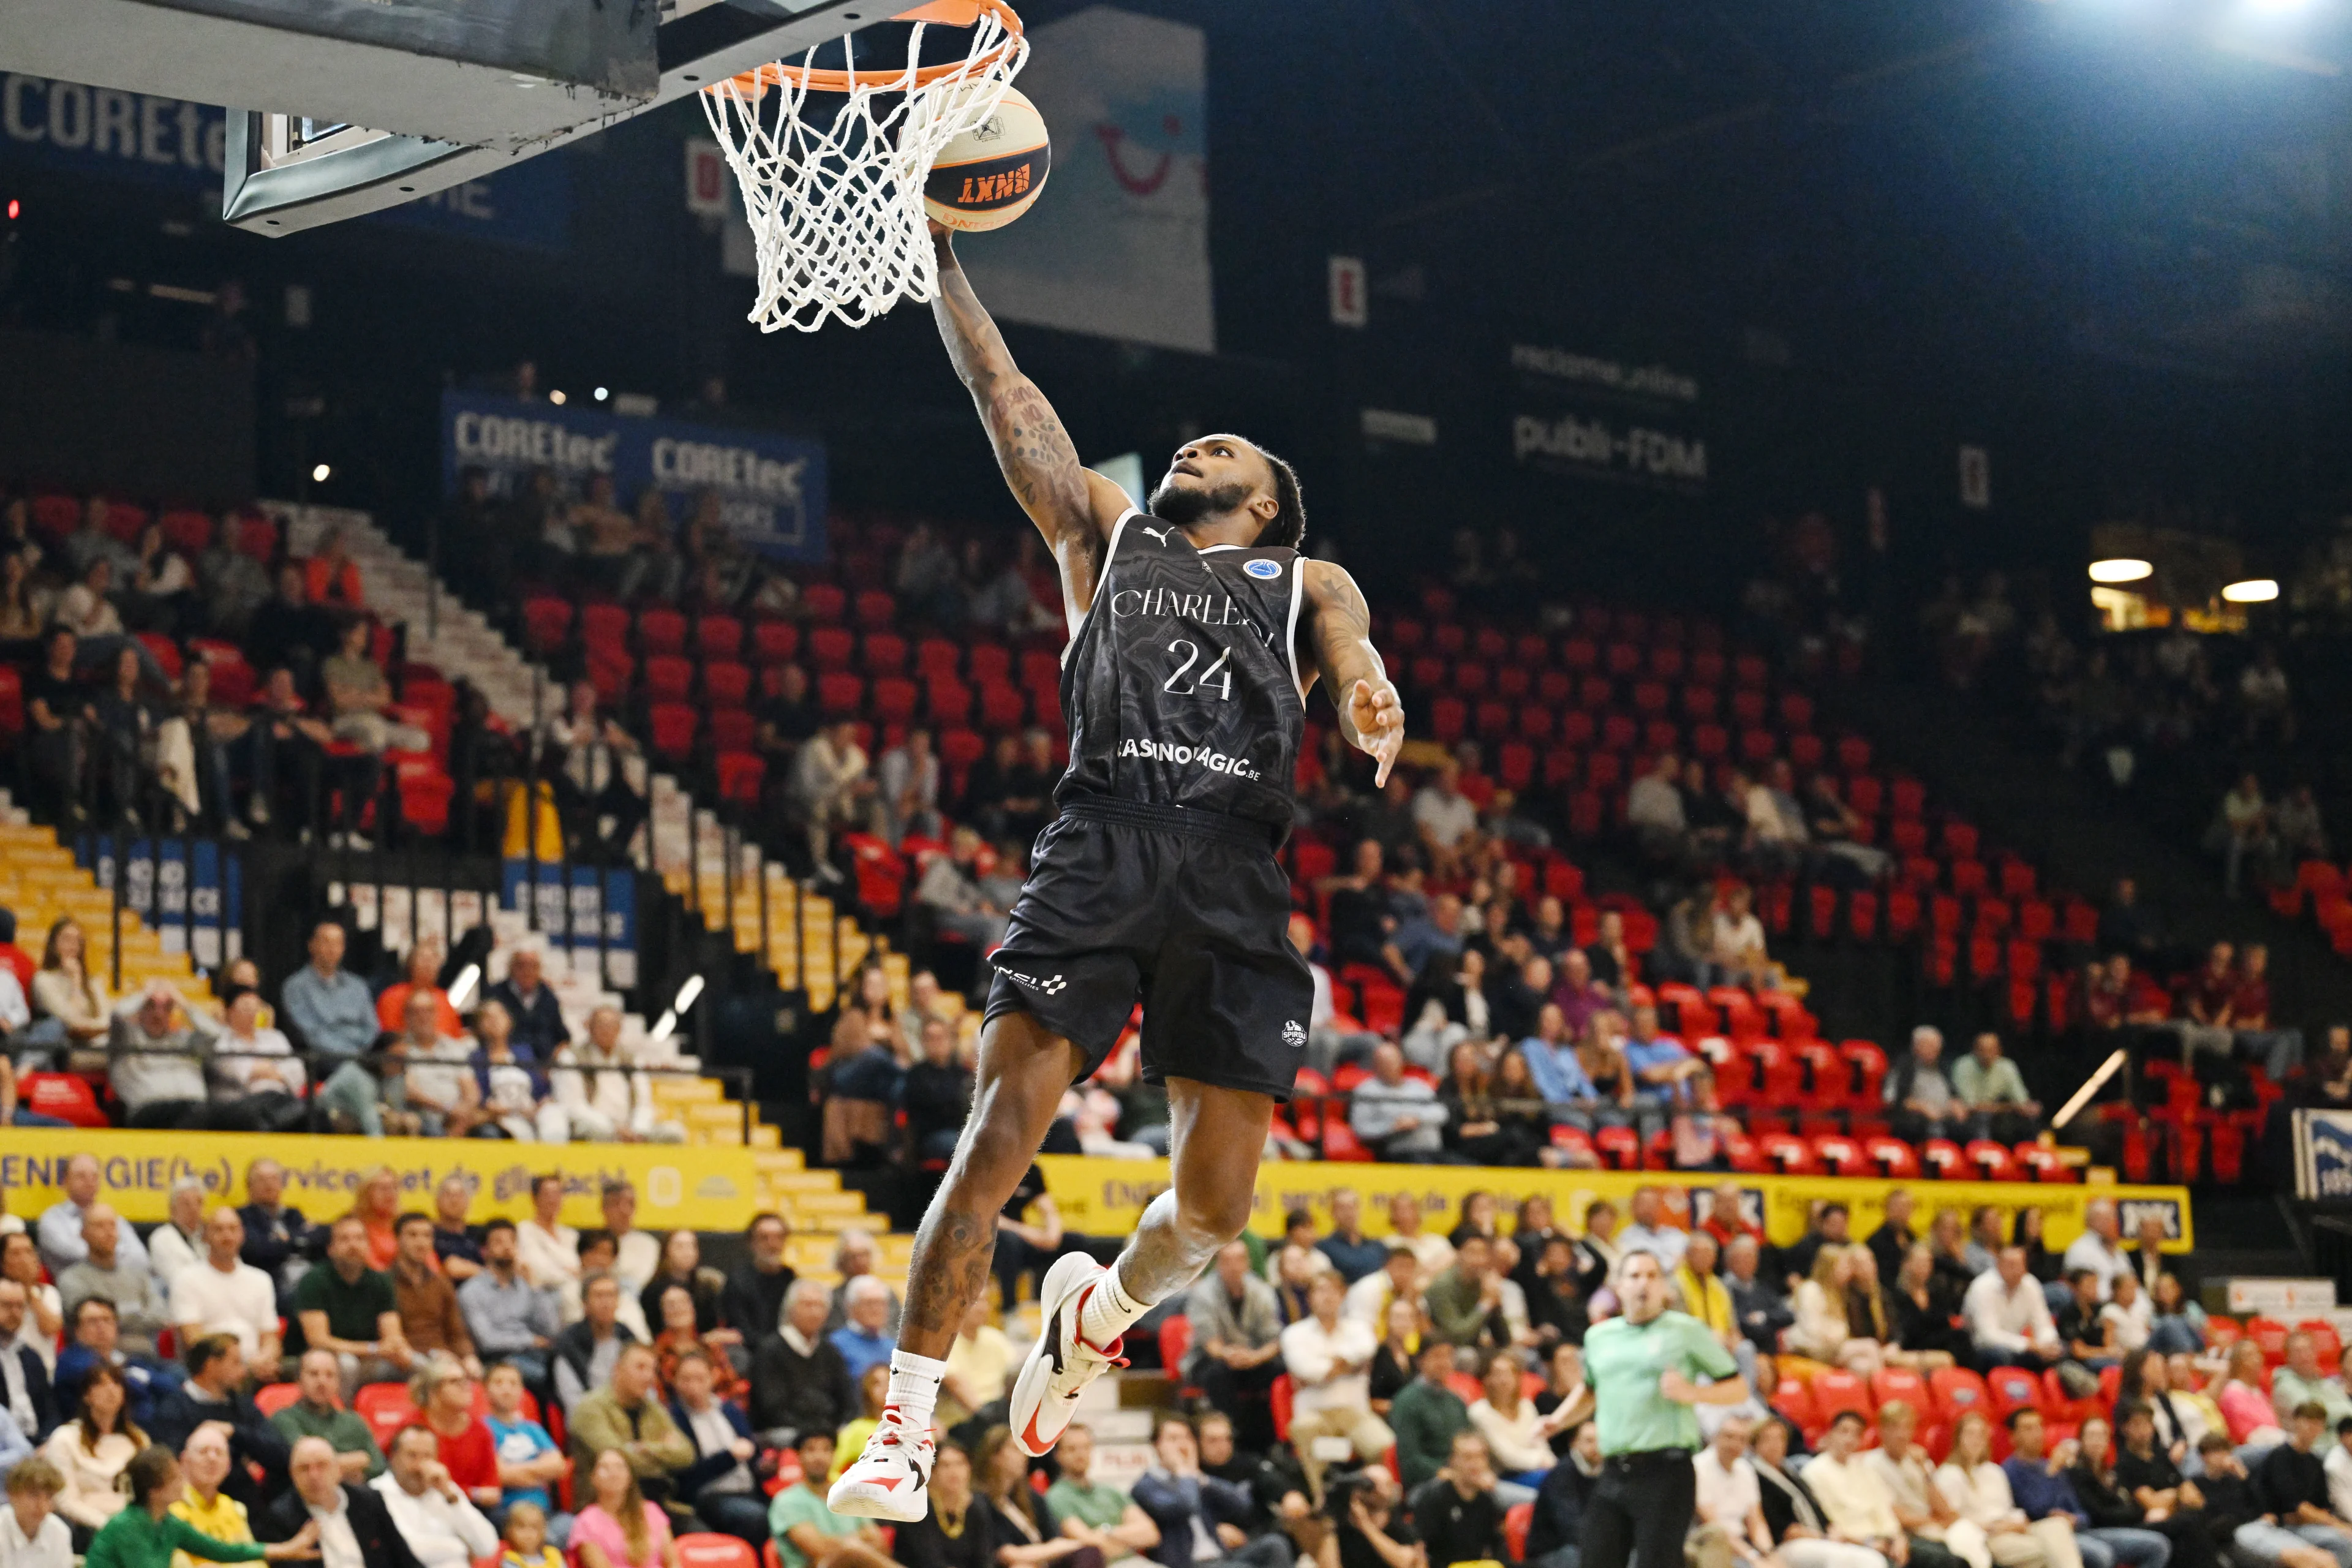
[499,1501,564,1568]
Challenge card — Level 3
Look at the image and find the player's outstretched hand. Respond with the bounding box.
[1657,1370,1701,1404]
[1348,677,1405,786]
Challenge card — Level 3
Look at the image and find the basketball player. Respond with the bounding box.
[827,225,1406,1520]
[1546,1251,1752,1568]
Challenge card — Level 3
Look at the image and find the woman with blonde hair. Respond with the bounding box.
[571,1449,681,1568]
[1934,1411,2081,1568]
[2212,1339,2286,1447]
[1790,1245,1883,1376]
[346,1166,402,1270]
[39,1365,148,1540]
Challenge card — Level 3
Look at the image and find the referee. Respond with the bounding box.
[1549,1249,1749,1568]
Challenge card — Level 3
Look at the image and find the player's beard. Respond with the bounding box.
[1148,476,1254,527]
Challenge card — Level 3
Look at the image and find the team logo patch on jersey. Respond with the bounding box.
[1243,558,1282,580]
[1282,1020,1306,1049]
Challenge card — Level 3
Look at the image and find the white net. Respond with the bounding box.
[701,6,1027,333]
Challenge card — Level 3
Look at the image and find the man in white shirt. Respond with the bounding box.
[2059,1201,2128,1304]
[36,1154,150,1278]
[1692,1414,1778,1568]
[1802,1409,1910,1564]
[172,1206,282,1371]
[1962,1246,2065,1370]
[1617,1187,1689,1272]
[372,1426,497,1568]
[1412,761,1480,877]
[1343,1242,1422,1332]
[146,1178,209,1288]
[1386,1194,1454,1283]
[1864,1399,1990,1568]
[515,1174,580,1299]
[1280,1273,1392,1505]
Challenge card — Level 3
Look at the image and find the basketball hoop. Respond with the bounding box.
[701,0,1028,333]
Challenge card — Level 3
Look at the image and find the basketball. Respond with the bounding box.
[923,87,1050,232]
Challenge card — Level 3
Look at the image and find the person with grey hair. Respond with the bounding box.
[146,1177,211,1289]
[550,1270,633,1418]
[106,986,217,1132]
[37,1155,151,1280]
[56,1205,168,1356]
[750,1278,856,1446]
[821,1231,902,1337]
[1887,1026,1967,1145]
[827,1277,894,1384]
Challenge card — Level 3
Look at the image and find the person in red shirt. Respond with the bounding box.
[2230,943,2302,1082]
[1698,1180,1763,1253]
[409,1354,503,1510]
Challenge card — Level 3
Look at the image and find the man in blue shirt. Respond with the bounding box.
[1622,1005,1703,1109]
[1518,1005,1600,1116]
[2002,1409,2169,1568]
[278,922,376,1063]
[1316,1190,1387,1284]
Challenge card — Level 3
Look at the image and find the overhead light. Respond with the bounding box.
[594,386,609,402]
[649,973,707,1044]
[549,390,567,405]
[2223,578,2279,603]
[447,963,481,1010]
[2088,559,2151,584]
[2052,1049,2127,1129]
[311,463,331,482]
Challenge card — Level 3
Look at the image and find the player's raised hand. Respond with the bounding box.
[1348,677,1405,786]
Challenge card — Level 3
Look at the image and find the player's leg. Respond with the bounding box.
[999,1078,1276,1459]
[829,1008,1083,1520]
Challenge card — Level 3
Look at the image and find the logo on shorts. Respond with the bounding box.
[1243,558,1282,580]
[1282,1020,1306,1049]
[1003,970,1067,995]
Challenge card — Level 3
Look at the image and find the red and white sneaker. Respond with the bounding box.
[1009,1253,1129,1457]
[827,1407,935,1522]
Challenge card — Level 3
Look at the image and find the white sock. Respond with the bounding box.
[885,1350,948,1433]
[1077,1261,1150,1348]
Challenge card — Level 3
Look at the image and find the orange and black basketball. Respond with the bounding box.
[924,87,1050,231]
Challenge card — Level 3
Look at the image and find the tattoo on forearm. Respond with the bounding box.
[986,382,1085,518]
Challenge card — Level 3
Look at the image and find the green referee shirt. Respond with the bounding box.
[1580,1308,1740,1457]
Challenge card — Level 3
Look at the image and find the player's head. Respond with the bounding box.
[1148,434,1305,548]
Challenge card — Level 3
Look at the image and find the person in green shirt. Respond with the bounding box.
[1549,1250,1749,1568]
[268,1351,386,1482]
[292,1217,412,1398]
[1043,1425,1160,1561]
[1952,1033,2042,1145]
[84,1445,319,1568]
[768,1432,889,1568]
[1387,1338,1473,1491]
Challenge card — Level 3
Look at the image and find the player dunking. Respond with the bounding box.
[828,225,1406,1521]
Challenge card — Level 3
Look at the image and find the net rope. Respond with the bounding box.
[701,13,1027,333]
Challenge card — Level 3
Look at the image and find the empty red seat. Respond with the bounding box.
[522,597,573,651]
[872,677,919,724]
[714,752,766,805]
[645,655,693,701]
[639,609,688,655]
[752,620,800,665]
[704,662,752,708]
[817,673,864,716]
[710,709,756,752]
[977,684,1025,730]
[808,627,856,670]
[853,590,895,628]
[801,584,846,622]
[581,603,631,646]
[693,615,742,662]
[863,633,907,676]
[648,703,697,761]
[927,678,972,725]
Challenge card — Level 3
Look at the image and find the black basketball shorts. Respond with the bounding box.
[982,793,1315,1102]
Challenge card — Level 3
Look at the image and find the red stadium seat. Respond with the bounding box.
[639,609,687,655]
[695,616,744,662]
[20,1074,106,1128]
[752,620,800,666]
[645,655,693,702]
[715,752,765,805]
[862,633,908,677]
[648,703,698,761]
[818,673,865,717]
[1929,1367,1990,1426]
[1984,1366,2045,1425]
[676,1536,758,1568]
[872,678,919,725]
[710,710,756,752]
[808,627,856,670]
[703,662,752,708]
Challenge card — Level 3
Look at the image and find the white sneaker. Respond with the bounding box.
[1008,1252,1128,1457]
[827,1408,935,1522]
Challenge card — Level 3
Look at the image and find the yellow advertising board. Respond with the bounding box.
[1036,1156,2196,1252]
[0,1129,761,1231]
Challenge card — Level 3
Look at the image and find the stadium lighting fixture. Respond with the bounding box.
[2087,559,2152,583]
[311,463,331,482]
[594,386,609,401]
[6,200,17,220]
[2222,578,2280,603]
[2051,1049,2127,1130]
[649,973,707,1044]
[446,963,481,1011]
[549,390,567,405]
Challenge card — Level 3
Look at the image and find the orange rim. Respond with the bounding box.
[710,0,1022,99]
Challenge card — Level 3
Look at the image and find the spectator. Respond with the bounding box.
[50,1298,168,1436]
[550,1273,635,1420]
[1790,1247,1885,1378]
[788,720,875,878]
[1467,1351,1566,1488]
[280,923,377,1067]
[1316,1193,1385,1286]
[2003,1408,2166,1568]
[2274,1336,2352,1432]
[2055,1270,2120,1378]
[143,1180,208,1292]
[457,1223,557,1390]
[171,1209,279,1373]
[936,1300,1011,1436]
[1185,1244,1284,1454]
[1412,763,1480,881]
[764,1431,882,1568]
[470,1005,560,1143]
[542,684,646,862]
[514,1177,578,1298]
[390,1218,480,1379]
[105,987,214,1131]
[2253,1403,2352,1564]
[636,1232,726,1341]
[208,991,309,1134]
[88,1443,315,1568]
[649,1286,739,1403]
[1936,1409,2085,1568]
[1626,752,1689,862]
[2239,651,2294,745]
[372,1427,498,1568]
[1724,1234,1793,1353]
[479,1362,564,1534]
[1044,1422,1158,1561]
[39,1362,145,1537]
[1887,1027,1969,1145]
[2230,946,2303,1084]
[1351,1044,1447,1162]
[1406,1431,1509,1568]
[146,1335,288,1487]
[2069,1412,2213,1568]
[32,918,112,1072]
[2062,1204,2130,1303]
[1130,1414,1291,1568]
[748,1280,856,1447]
[550,1019,682,1147]
[2277,788,2329,865]
[1865,1400,1984,1568]
[1708,884,1771,990]
[317,1039,419,1139]
[900,1020,971,1168]
[388,991,483,1140]
[1784,1409,1911,1567]
[1966,1247,2065,1373]
[270,1351,384,1484]
[1277,1273,1390,1505]
[1388,1340,1471,1492]
[0,1281,56,1447]
[404,1356,500,1512]
[567,1344,689,1494]
[56,1210,166,1359]
[711,1214,792,1346]
[273,1436,418,1568]
[665,1351,764,1545]
[2,1457,70,1568]
[1864,1190,1921,1286]
[827,1278,895,1386]
[875,728,942,847]
[1616,1186,1690,1270]
[2187,1433,2339,1568]
[296,1216,412,1398]
[1423,1235,1529,1355]
[483,951,566,1063]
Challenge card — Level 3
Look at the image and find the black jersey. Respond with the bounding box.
[1055,508,1306,829]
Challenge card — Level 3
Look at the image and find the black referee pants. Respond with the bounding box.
[1583,1450,1696,1568]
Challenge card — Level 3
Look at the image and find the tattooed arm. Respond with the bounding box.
[1299,559,1406,786]
[931,227,1131,556]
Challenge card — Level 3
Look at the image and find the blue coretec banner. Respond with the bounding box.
[444,390,826,563]
[190,840,224,970]
[500,859,641,990]
[0,74,571,249]
[2297,1110,2352,1200]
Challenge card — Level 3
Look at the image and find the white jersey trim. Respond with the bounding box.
[1063,507,1138,658]
[1284,555,1308,705]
